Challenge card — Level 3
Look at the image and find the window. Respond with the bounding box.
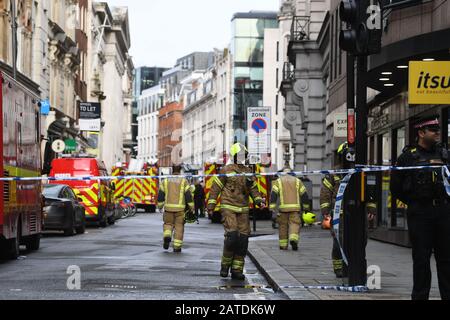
[234,38,264,63]
[275,121,278,140]
[276,95,278,116]
[276,41,279,62]
[276,68,279,88]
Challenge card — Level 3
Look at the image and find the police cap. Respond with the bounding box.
[414,116,440,131]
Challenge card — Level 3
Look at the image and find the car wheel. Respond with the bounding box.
[64,217,75,236]
[25,234,41,251]
[75,219,86,234]
[107,213,115,225]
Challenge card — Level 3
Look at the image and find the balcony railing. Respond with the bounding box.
[290,16,310,42]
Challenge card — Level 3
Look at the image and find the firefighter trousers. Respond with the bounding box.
[221,209,251,273]
[277,212,301,249]
[331,213,345,275]
[163,211,185,249]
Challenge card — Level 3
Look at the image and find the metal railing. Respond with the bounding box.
[290,16,310,41]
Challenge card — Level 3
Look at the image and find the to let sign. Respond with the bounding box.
[79,102,101,119]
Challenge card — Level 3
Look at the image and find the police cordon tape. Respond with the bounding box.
[0,164,446,182]
[217,284,369,292]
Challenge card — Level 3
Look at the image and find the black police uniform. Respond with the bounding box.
[391,144,450,300]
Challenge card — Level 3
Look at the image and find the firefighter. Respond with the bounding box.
[391,116,450,300]
[207,143,264,280]
[157,165,194,253]
[320,142,377,278]
[269,166,311,251]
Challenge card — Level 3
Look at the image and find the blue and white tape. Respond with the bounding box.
[0,165,445,182]
[332,173,353,266]
[279,285,369,293]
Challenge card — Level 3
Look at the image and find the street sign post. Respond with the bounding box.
[247,107,271,164]
[52,140,66,154]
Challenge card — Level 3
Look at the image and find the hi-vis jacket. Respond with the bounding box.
[320,174,377,215]
[207,164,263,214]
[269,175,311,213]
[158,177,194,213]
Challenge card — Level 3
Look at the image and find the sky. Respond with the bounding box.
[105,0,280,68]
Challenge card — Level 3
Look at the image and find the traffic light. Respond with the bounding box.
[339,0,382,55]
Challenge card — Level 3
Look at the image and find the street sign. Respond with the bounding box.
[40,99,50,115]
[64,139,77,152]
[79,118,101,132]
[52,140,66,153]
[334,113,347,138]
[79,102,101,132]
[247,107,271,156]
[79,102,101,119]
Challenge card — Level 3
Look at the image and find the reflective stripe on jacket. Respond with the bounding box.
[270,175,310,212]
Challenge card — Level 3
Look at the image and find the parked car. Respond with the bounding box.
[42,184,86,236]
[49,158,115,227]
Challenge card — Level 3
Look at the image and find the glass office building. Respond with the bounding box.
[230,12,278,142]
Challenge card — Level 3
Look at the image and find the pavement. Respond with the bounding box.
[247,220,442,300]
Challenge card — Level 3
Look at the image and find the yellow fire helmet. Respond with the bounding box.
[230,143,247,157]
[337,142,348,155]
[302,212,316,225]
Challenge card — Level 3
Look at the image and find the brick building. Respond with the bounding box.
[158,101,183,167]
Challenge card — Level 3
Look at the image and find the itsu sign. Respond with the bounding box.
[247,107,271,161]
[79,102,101,132]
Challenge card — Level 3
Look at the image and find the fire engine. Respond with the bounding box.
[204,162,272,223]
[111,161,159,213]
[0,71,43,259]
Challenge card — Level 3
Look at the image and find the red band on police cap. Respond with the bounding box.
[414,119,439,129]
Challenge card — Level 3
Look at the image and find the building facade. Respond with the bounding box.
[157,52,213,168]
[279,0,329,209]
[87,2,132,170]
[364,0,450,246]
[137,84,165,163]
[230,11,278,147]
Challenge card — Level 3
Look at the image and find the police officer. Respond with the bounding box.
[207,143,264,280]
[157,165,194,253]
[320,142,377,278]
[269,166,311,251]
[391,116,450,300]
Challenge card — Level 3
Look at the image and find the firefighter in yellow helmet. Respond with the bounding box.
[320,142,377,277]
[269,166,311,251]
[157,165,194,253]
[207,143,264,280]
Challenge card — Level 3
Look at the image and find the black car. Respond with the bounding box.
[43,184,86,236]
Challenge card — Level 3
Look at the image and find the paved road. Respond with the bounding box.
[0,213,286,300]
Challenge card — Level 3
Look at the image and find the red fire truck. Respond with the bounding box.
[111,161,159,213]
[204,162,271,223]
[0,71,43,259]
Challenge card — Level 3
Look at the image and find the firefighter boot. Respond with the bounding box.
[220,265,230,278]
[163,237,171,250]
[231,270,245,280]
[290,241,298,251]
[333,259,344,278]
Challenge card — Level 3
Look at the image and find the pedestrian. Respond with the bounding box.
[207,143,264,280]
[269,166,311,251]
[320,142,377,278]
[157,165,194,253]
[391,116,450,300]
[194,179,206,222]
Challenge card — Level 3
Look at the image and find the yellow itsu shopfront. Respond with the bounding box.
[366,60,450,247]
